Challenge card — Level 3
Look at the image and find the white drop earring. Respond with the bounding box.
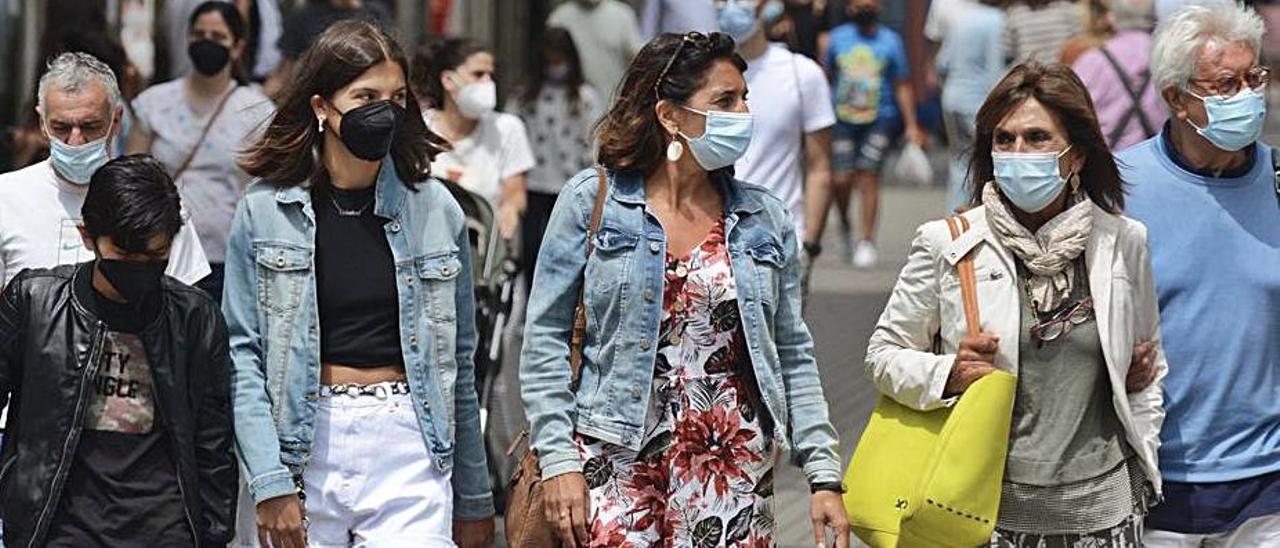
[318,118,325,133]
[666,138,684,162]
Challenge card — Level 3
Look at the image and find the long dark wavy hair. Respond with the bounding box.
[515,27,587,115]
[595,32,747,178]
[239,20,447,187]
[967,62,1125,213]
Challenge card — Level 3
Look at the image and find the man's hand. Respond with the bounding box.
[1127,341,1158,393]
[905,124,928,148]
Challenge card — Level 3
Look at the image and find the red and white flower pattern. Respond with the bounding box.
[574,220,775,547]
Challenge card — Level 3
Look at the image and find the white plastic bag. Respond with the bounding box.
[893,142,934,187]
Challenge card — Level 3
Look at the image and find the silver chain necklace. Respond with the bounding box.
[329,193,373,217]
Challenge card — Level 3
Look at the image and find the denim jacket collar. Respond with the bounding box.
[272,157,406,221]
[611,169,764,215]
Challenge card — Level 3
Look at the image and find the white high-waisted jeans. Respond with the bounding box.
[235,387,455,547]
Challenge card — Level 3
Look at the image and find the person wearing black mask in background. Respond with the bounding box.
[127,1,275,302]
[0,155,237,547]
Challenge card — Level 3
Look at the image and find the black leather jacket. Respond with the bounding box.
[0,264,236,547]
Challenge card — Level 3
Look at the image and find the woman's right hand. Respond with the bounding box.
[945,333,999,397]
[257,493,306,548]
[543,472,591,547]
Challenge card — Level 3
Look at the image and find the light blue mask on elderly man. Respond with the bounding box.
[1187,87,1267,152]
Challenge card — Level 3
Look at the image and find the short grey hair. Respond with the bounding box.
[1151,2,1266,94]
[36,52,121,113]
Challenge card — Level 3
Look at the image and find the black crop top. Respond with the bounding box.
[314,185,403,367]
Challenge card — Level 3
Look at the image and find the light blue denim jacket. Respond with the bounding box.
[223,161,493,519]
[520,168,842,484]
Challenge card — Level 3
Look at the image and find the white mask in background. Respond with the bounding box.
[452,77,497,119]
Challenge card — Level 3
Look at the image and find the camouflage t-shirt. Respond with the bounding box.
[44,265,191,546]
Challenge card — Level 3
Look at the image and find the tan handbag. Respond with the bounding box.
[504,166,609,547]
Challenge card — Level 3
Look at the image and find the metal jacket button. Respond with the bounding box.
[276,256,286,267]
[649,242,660,253]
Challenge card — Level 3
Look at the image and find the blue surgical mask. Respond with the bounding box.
[1187,87,1267,152]
[718,1,761,43]
[992,146,1072,213]
[679,106,755,171]
[761,0,785,25]
[47,120,114,185]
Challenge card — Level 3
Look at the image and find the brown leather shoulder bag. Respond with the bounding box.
[504,166,608,547]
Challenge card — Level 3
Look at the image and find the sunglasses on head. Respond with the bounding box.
[653,32,711,99]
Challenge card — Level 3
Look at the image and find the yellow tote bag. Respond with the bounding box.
[843,215,1017,547]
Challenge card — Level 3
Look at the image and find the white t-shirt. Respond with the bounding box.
[548,0,644,101]
[133,80,274,263]
[0,160,211,288]
[924,0,976,43]
[427,111,537,206]
[735,45,835,236]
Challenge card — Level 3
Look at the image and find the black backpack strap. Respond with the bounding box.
[1270,147,1280,208]
[1098,46,1157,145]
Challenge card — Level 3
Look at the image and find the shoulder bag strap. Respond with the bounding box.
[945,215,982,336]
[1097,47,1157,144]
[1271,147,1280,209]
[172,86,237,182]
[568,166,609,390]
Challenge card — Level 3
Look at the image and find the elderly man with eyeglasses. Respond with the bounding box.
[1116,4,1280,545]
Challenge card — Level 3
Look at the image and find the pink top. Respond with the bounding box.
[1072,31,1169,151]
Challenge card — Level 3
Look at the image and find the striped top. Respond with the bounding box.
[1002,1,1085,64]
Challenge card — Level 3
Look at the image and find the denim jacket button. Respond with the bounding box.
[640,338,650,350]
[275,256,285,268]
[643,288,654,301]
[390,221,402,232]
[410,335,419,347]
[649,242,660,253]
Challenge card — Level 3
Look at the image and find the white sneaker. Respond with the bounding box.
[852,240,878,268]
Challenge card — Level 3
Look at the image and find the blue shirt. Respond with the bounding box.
[1119,132,1280,531]
[936,4,1005,117]
[826,23,908,125]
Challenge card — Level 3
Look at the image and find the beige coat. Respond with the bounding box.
[864,204,1168,495]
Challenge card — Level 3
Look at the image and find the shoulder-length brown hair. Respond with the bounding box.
[239,20,447,187]
[595,32,746,177]
[967,62,1125,213]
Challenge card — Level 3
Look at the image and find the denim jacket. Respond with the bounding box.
[223,161,493,519]
[520,168,842,485]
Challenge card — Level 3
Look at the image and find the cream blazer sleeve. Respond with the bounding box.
[865,222,960,411]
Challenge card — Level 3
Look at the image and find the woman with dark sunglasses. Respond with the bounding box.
[866,63,1167,547]
[519,31,848,547]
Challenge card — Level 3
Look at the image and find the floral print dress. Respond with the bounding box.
[574,219,776,547]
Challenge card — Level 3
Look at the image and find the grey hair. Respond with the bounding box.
[1112,0,1156,31]
[1151,2,1265,94]
[37,52,121,113]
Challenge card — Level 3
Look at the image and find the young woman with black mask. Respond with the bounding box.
[226,19,494,548]
[127,1,274,302]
